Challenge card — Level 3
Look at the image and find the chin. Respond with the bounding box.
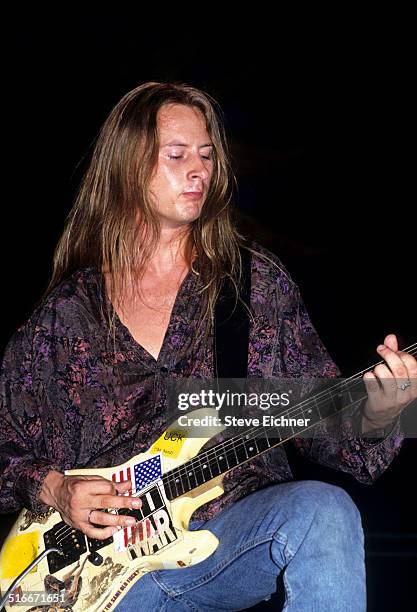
[178,203,203,222]
[160,213,201,230]
[157,201,204,228]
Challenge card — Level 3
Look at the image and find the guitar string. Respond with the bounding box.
[168,343,417,470]
[52,343,417,546]
[163,343,417,490]
[165,343,417,489]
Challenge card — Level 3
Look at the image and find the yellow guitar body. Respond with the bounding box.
[0,409,225,611]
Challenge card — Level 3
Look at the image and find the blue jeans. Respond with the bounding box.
[115,480,365,611]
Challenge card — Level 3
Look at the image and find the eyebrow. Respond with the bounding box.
[162,141,214,148]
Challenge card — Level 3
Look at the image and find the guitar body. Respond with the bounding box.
[0,409,226,611]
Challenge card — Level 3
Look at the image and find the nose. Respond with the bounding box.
[187,154,211,181]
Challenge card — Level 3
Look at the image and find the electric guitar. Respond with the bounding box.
[1,344,415,611]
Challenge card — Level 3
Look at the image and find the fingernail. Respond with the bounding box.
[377,345,385,351]
[111,527,118,535]
[132,499,142,508]
[125,518,136,526]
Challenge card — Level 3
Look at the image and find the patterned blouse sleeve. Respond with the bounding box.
[0,322,62,514]
[283,282,404,484]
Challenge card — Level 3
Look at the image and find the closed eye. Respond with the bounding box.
[168,155,213,161]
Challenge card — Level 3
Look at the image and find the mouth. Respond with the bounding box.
[181,191,203,199]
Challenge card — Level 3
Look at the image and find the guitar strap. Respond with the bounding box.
[214,245,251,378]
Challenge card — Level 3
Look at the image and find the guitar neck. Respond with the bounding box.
[162,341,416,501]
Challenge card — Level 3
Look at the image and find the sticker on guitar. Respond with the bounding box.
[111,454,180,556]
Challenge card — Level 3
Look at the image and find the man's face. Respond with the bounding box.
[148,104,214,229]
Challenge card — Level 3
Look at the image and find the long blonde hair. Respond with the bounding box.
[43,82,244,339]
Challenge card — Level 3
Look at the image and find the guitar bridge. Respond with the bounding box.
[44,523,88,573]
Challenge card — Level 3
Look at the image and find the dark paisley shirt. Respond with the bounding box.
[0,243,403,519]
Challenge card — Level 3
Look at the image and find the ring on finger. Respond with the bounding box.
[398,380,411,391]
[87,509,95,525]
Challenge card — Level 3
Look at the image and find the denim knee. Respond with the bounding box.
[307,482,361,522]
[293,481,363,542]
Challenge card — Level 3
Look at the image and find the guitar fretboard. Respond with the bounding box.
[162,379,364,500]
[161,341,417,501]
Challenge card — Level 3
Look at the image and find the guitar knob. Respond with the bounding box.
[88,552,104,566]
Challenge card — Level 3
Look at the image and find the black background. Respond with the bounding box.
[2,14,416,611]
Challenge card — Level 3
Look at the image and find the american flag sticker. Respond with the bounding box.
[111,454,164,552]
[134,455,162,492]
